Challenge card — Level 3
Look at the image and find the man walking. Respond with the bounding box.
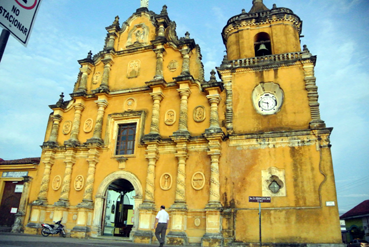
[155,205,169,247]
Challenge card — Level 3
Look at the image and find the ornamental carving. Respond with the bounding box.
[127,60,141,79]
[83,118,93,133]
[62,121,72,135]
[193,106,206,122]
[194,217,201,227]
[125,23,149,47]
[74,175,84,191]
[191,172,205,190]
[52,175,61,191]
[160,173,172,191]
[164,109,176,126]
[167,60,178,72]
[92,72,101,85]
[124,98,137,111]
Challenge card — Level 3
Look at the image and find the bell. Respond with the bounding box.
[257,43,268,52]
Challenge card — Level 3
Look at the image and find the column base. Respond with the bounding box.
[11,212,25,233]
[71,226,90,239]
[85,137,104,146]
[54,199,69,207]
[205,201,223,210]
[77,200,94,209]
[64,139,80,147]
[170,202,187,210]
[133,230,154,244]
[310,119,326,129]
[166,231,188,246]
[24,222,41,235]
[201,233,224,247]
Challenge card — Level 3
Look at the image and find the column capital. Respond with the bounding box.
[95,99,109,108]
[149,91,164,101]
[177,87,191,98]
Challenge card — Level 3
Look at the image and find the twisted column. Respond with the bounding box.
[209,153,221,204]
[56,150,76,206]
[180,46,191,76]
[97,57,113,92]
[36,151,55,203]
[154,48,165,80]
[149,92,164,134]
[207,94,221,130]
[177,88,191,133]
[143,143,159,205]
[78,148,99,208]
[47,114,62,143]
[77,65,91,93]
[88,99,108,143]
[106,33,117,51]
[66,103,84,145]
[222,73,234,134]
[173,142,188,207]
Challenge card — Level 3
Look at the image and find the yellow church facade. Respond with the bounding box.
[21,1,343,246]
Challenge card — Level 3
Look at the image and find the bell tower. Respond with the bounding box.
[219,0,325,134]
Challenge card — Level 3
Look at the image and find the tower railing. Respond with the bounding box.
[230,52,305,68]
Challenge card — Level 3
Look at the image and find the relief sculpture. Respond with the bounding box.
[62,121,72,135]
[160,173,172,191]
[193,106,206,122]
[83,118,93,133]
[165,109,176,126]
[192,172,205,190]
[74,175,84,191]
[127,60,141,79]
[52,175,61,191]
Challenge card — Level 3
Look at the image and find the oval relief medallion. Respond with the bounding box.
[165,109,176,126]
[167,60,178,72]
[74,175,84,191]
[193,106,206,122]
[124,98,137,111]
[194,217,201,227]
[52,175,62,191]
[93,72,101,85]
[62,121,72,135]
[83,118,94,133]
[160,173,172,191]
[192,172,205,190]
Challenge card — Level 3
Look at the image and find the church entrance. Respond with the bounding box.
[102,179,135,237]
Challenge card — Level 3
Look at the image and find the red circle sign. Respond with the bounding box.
[15,0,37,10]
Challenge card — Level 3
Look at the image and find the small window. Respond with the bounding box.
[115,124,136,155]
[254,32,272,57]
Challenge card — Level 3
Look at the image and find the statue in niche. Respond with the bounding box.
[127,60,140,78]
[140,0,149,8]
[126,24,149,47]
[135,29,145,43]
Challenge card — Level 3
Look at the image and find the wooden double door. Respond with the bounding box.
[0,181,23,227]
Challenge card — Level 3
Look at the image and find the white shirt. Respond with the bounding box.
[156,209,169,223]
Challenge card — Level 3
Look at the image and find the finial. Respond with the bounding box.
[87,51,92,59]
[113,16,119,24]
[56,92,64,108]
[140,0,149,8]
[273,4,277,9]
[161,5,168,15]
[185,32,190,39]
[209,70,217,82]
[242,9,246,13]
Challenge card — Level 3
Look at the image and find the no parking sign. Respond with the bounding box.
[0,0,43,46]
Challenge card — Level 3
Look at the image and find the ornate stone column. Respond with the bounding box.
[11,176,33,233]
[35,151,55,204]
[222,72,234,134]
[154,48,165,80]
[175,87,191,135]
[142,143,159,206]
[180,45,191,76]
[77,64,92,93]
[94,56,113,93]
[47,114,62,144]
[174,142,188,206]
[78,148,100,208]
[87,98,108,145]
[302,47,325,129]
[149,91,164,135]
[207,94,221,130]
[65,102,84,146]
[55,150,76,207]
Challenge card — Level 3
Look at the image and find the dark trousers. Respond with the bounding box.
[155,223,167,245]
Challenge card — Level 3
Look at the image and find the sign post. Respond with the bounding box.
[0,0,43,61]
[249,196,271,247]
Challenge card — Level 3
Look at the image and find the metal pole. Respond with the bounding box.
[259,202,262,247]
[0,29,10,63]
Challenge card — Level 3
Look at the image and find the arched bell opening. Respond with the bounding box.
[102,179,135,237]
[254,32,272,57]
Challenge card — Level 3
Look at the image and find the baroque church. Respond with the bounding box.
[1,0,343,246]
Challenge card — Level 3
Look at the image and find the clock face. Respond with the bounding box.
[258,93,277,112]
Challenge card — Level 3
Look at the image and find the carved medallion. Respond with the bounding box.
[74,175,84,191]
[192,172,205,190]
[92,72,101,85]
[52,175,62,191]
[83,118,94,133]
[165,109,176,126]
[127,60,141,79]
[160,173,172,191]
[62,121,72,135]
[125,23,149,47]
[193,106,206,122]
[167,60,178,72]
[124,98,137,111]
[194,217,201,227]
